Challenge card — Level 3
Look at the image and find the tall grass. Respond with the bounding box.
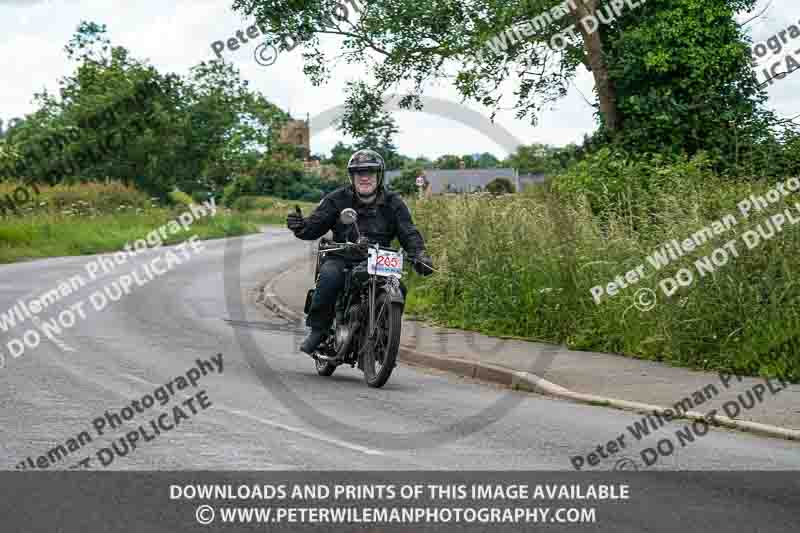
[405,177,800,381]
[0,181,155,216]
[230,195,319,225]
[0,209,262,263]
[0,182,299,263]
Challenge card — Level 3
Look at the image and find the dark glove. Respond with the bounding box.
[414,252,434,276]
[287,206,305,232]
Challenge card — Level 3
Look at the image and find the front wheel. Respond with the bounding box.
[363,292,402,388]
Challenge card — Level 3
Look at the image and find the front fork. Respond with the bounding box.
[368,274,377,338]
[366,276,403,340]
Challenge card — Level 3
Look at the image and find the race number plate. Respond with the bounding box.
[368,248,403,278]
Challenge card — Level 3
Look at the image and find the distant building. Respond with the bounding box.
[279,114,311,160]
[303,160,341,181]
[518,172,547,190]
[386,168,519,194]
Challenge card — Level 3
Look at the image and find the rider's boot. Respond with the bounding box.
[300,328,326,355]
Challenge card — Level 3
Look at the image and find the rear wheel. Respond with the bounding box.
[363,292,402,388]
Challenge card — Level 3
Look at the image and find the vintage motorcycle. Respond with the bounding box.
[303,208,423,388]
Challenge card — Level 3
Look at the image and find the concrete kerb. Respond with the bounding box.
[260,262,800,443]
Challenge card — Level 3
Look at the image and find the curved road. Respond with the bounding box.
[1,229,798,470]
[1,230,799,530]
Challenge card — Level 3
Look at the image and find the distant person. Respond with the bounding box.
[416,171,431,200]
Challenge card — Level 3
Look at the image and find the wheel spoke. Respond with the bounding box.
[373,305,389,369]
[360,296,399,388]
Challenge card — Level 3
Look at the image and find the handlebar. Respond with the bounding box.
[317,239,436,273]
[318,242,368,254]
[318,239,400,255]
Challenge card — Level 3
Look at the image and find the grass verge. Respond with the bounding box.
[0,210,260,264]
[403,179,800,382]
[0,182,315,263]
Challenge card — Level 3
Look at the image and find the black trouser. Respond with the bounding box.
[306,257,407,331]
[306,257,349,331]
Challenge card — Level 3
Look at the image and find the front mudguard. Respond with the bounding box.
[382,279,406,306]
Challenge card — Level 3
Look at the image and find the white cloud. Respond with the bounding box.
[0,0,796,159]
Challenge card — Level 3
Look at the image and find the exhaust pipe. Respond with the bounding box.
[313,353,341,364]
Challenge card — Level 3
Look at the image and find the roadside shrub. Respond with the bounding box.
[222,159,337,205]
[548,149,732,231]
[389,167,422,195]
[486,177,515,194]
[168,189,194,207]
[191,190,214,203]
[231,195,277,211]
[0,181,154,216]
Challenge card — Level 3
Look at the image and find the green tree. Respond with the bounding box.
[337,108,403,171]
[1,22,179,197]
[461,154,478,168]
[232,0,766,166]
[324,141,355,168]
[321,141,355,183]
[0,21,288,200]
[178,59,286,194]
[388,166,423,196]
[0,118,24,141]
[606,0,768,168]
[434,154,461,169]
[504,144,552,174]
[477,152,499,168]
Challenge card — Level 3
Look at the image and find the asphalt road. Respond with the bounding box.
[1,229,798,472]
[2,230,799,530]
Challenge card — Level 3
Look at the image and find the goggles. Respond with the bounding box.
[352,169,378,178]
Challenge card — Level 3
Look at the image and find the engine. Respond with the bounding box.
[334,302,362,358]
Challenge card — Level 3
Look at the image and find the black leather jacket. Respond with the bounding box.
[292,186,426,257]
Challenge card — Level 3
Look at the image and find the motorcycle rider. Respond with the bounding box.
[286,148,434,355]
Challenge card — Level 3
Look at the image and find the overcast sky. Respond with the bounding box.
[1,0,797,160]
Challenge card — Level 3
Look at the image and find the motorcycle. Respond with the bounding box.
[302,208,422,388]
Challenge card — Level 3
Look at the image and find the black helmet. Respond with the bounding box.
[347,148,385,202]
